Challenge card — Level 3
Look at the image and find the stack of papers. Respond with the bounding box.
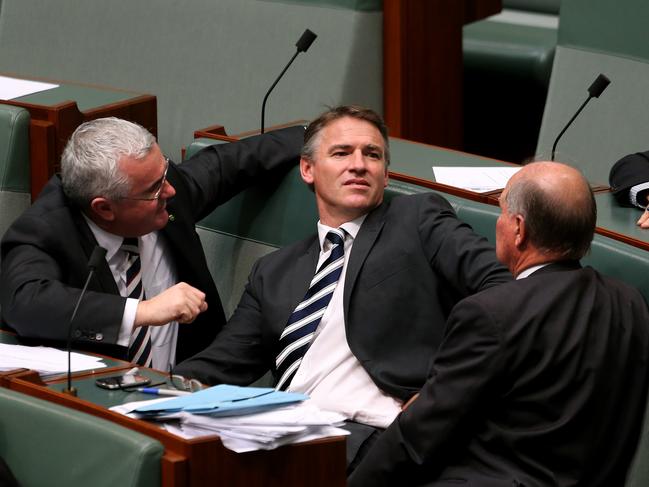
[112,385,349,452]
[0,343,106,378]
[166,403,348,452]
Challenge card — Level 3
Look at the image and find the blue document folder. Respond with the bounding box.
[134,385,308,417]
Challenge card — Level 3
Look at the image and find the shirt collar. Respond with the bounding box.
[316,214,367,250]
[82,214,125,262]
[516,263,550,280]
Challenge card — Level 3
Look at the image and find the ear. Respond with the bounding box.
[383,166,389,188]
[300,157,315,185]
[89,197,116,222]
[514,214,527,249]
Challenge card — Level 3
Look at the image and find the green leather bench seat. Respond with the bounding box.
[0,387,163,487]
[0,0,383,161]
[464,20,557,86]
[0,104,30,258]
[535,0,649,184]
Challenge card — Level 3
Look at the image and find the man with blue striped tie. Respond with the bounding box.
[1,117,303,369]
[175,105,511,470]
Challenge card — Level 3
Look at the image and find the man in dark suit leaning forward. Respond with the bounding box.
[350,161,649,486]
[174,105,512,468]
[1,117,303,368]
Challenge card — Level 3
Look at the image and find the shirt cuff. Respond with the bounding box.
[629,182,649,208]
[117,298,139,346]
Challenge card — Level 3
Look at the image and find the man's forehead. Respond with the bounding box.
[320,119,385,147]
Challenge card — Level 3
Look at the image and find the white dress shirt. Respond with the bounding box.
[84,217,179,369]
[288,215,403,428]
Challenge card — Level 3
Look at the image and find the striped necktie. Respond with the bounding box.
[275,229,346,391]
[121,238,152,368]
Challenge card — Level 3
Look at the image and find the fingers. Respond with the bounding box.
[638,207,649,228]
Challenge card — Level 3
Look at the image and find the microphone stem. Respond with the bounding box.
[261,50,300,134]
[64,269,95,396]
[551,95,591,161]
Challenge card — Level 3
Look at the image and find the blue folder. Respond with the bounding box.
[134,384,308,417]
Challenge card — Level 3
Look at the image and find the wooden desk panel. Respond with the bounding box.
[4,368,346,487]
[383,0,502,149]
[1,75,157,200]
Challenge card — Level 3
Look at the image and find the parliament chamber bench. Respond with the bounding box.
[0,104,30,261]
[0,386,163,487]
[186,134,649,486]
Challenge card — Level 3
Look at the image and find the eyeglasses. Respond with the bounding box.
[169,366,203,393]
[122,157,170,201]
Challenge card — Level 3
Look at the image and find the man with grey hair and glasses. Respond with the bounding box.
[0,117,303,369]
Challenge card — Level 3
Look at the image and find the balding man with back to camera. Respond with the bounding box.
[350,161,649,487]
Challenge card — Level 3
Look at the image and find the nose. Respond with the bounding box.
[161,179,176,199]
[348,149,367,172]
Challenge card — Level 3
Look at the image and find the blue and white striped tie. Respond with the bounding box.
[275,229,346,391]
[121,238,152,368]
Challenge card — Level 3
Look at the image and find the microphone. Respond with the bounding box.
[261,28,317,134]
[551,73,610,161]
[63,245,107,396]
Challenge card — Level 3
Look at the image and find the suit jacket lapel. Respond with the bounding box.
[161,169,206,284]
[289,237,320,308]
[71,210,119,295]
[343,203,387,311]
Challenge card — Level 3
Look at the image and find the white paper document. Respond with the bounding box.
[433,166,521,193]
[0,75,59,100]
[112,398,349,453]
[0,343,106,377]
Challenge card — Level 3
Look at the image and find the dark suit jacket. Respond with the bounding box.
[175,192,512,400]
[0,126,303,362]
[349,262,649,487]
[609,150,649,206]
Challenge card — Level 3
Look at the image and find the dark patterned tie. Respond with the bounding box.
[121,238,152,367]
[275,229,346,390]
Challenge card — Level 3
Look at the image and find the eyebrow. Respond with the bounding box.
[326,143,384,155]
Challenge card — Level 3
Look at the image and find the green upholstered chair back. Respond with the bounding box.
[0,387,162,487]
[0,0,382,160]
[0,104,30,247]
[536,0,649,184]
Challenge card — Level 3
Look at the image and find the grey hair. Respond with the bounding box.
[61,117,156,206]
[505,174,596,260]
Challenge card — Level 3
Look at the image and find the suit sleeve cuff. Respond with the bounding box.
[117,298,138,346]
[629,182,649,208]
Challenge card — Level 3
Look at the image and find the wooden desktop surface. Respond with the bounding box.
[0,329,346,487]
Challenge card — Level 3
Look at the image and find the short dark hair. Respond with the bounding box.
[506,176,596,260]
[301,105,390,165]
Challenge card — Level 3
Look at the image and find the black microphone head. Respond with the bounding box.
[88,246,107,270]
[296,29,317,53]
[587,74,610,98]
